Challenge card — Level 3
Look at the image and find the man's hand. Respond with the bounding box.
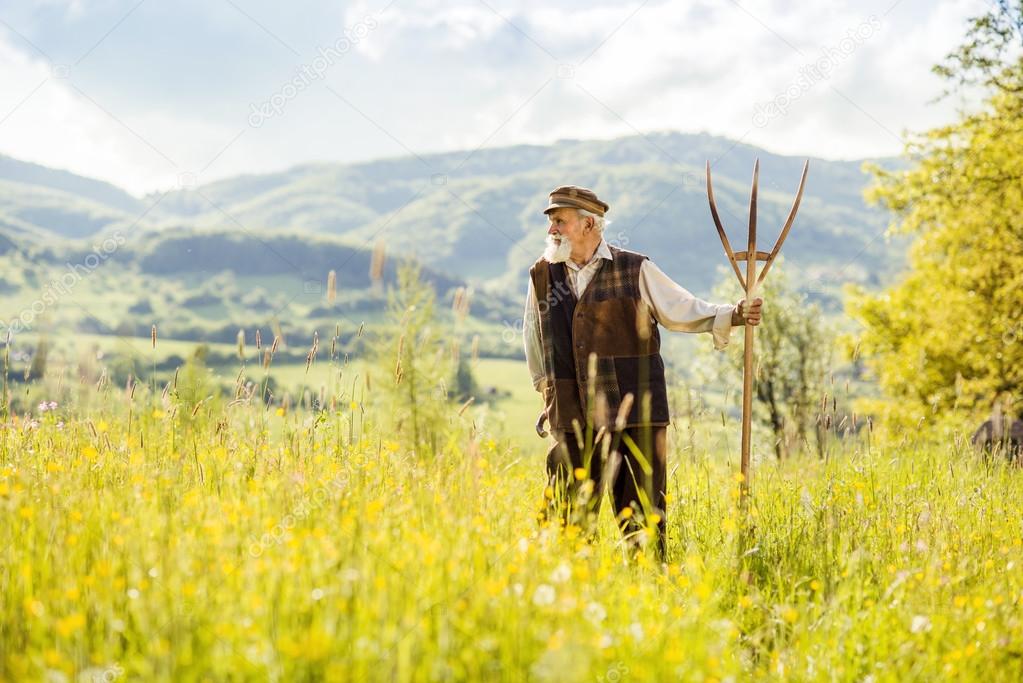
[731,297,763,326]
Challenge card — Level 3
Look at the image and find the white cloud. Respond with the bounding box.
[0,0,994,194]
[0,36,162,194]
[506,0,979,160]
[330,0,981,163]
[345,0,508,60]
[0,34,261,196]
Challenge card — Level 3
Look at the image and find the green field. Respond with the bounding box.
[3,353,1022,681]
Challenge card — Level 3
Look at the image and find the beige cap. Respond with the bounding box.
[542,185,609,216]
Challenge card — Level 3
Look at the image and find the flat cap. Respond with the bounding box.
[543,185,609,217]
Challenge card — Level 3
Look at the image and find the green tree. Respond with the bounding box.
[452,356,480,403]
[933,1,1023,96]
[27,337,48,381]
[850,8,1023,426]
[374,261,453,457]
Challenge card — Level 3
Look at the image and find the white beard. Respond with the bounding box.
[543,235,573,263]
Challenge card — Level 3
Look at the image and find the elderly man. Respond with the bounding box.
[523,185,762,559]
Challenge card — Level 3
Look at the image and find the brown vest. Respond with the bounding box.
[529,246,670,431]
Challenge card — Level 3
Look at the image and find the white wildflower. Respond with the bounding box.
[533,584,556,606]
[550,562,571,583]
[584,601,607,625]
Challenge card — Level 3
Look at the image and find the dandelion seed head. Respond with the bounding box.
[533,584,556,606]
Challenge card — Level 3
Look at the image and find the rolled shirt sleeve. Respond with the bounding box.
[522,278,546,391]
[638,260,736,350]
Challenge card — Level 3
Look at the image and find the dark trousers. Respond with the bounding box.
[540,425,668,560]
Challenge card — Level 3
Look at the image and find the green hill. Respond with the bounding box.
[0,154,142,213]
[0,132,900,310]
[142,132,900,305]
[0,132,902,397]
[0,227,515,366]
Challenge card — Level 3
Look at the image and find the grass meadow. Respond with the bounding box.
[1,330,1022,682]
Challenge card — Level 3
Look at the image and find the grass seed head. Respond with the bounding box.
[327,270,337,304]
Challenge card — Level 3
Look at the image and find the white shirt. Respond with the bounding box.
[523,238,735,391]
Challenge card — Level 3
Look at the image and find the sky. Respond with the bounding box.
[0,0,988,196]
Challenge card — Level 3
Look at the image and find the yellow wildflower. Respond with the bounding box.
[55,612,86,637]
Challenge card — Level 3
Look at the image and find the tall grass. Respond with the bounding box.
[2,388,1022,681]
[1,276,1021,681]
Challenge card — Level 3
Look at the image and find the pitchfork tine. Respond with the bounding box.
[748,158,759,253]
[757,159,809,287]
[705,161,746,290]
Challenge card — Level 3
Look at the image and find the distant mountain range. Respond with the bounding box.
[1,131,901,314]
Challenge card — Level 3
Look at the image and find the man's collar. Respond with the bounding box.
[565,238,613,270]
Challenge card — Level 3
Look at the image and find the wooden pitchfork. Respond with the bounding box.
[705,158,809,502]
